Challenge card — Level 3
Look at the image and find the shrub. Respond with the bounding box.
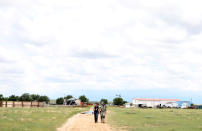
[56,97,64,105]
[79,95,89,103]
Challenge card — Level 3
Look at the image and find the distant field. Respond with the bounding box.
[0,107,89,131]
[108,107,202,131]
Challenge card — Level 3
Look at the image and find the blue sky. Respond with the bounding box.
[1,0,202,104]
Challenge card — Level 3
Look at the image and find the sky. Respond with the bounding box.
[1,0,202,103]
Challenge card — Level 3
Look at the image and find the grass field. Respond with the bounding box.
[108,107,202,131]
[0,107,89,131]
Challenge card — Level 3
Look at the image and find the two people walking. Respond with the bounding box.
[93,102,107,123]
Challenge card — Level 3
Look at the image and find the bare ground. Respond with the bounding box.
[57,108,116,131]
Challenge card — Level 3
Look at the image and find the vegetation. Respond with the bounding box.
[100,98,108,104]
[0,94,3,101]
[31,94,40,101]
[19,93,32,101]
[8,95,19,101]
[0,107,89,131]
[56,97,64,105]
[38,96,50,104]
[113,97,126,106]
[108,107,202,131]
[79,95,89,103]
[0,93,50,103]
[64,95,73,100]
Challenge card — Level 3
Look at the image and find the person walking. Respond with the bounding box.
[93,103,99,123]
[100,101,107,123]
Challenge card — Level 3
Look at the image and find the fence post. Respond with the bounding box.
[38,102,39,107]
[13,101,15,107]
[31,101,32,107]
[0,101,2,107]
[6,101,7,107]
[22,101,24,107]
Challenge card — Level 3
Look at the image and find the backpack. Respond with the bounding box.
[94,106,99,113]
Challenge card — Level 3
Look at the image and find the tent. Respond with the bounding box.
[65,98,81,105]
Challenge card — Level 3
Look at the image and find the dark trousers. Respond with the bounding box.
[94,112,98,123]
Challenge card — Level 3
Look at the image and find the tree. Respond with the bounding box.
[19,93,32,101]
[100,98,108,105]
[8,95,19,101]
[31,94,40,101]
[79,95,89,103]
[56,97,64,105]
[3,97,8,101]
[64,95,73,100]
[123,100,128,104]
[113,97,124,106]
[0,94,3,101]
[38,96,50,104]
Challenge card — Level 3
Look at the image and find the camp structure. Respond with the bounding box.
[64,98,81,106]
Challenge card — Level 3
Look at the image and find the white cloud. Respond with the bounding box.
[1,0,202,97]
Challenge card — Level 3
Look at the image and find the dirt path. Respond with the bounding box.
[57,108,115,131]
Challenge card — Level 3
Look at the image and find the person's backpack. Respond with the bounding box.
[94,106,99,112]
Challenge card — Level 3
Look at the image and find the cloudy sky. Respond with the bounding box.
[1,0,202,103]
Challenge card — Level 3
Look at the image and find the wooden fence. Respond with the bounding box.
[0,101,45,107]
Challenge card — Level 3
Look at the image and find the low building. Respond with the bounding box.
[176,101,191,108]
[195,105,202,109]
[125,103,131,108]
[133,98,180,108]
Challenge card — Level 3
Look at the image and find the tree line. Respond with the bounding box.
[56,95,127,106]
[0,93,50,104]
[1,93,127,106]
[56,95,90,105]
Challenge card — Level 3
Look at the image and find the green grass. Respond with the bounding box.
[0,107,89,131]
[108,107,202,131]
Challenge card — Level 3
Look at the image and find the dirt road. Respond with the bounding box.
[57,108,115,131]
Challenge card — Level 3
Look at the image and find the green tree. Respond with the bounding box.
[113,97,124,106]
[79,95,89,103]
[31,94,40,101]
[123,100,128,104]
[38,96,50,104]
[0,94,3,101]
[56,97,64,105]
[8,95,19,101]
[19,93,32,101]
[64,95,73,100]
[100,98,108,104]
[3,97,8,101]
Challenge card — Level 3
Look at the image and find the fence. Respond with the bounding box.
[0,101,45,107]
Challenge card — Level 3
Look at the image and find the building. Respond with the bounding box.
[176,101,191,108]
[133,98,180,108]
[195,105,202,109]
[125,103,131,108]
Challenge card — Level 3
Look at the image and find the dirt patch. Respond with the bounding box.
[57,108,116,131]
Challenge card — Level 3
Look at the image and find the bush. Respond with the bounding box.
[56,97,64,105]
